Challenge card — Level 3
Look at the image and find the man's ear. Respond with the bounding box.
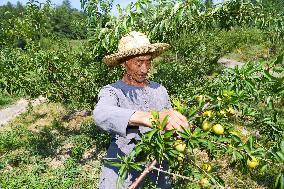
[121,62,126,69]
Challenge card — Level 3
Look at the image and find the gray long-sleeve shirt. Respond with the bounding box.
[93,80,172,189]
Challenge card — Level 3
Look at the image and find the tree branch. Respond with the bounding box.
[128,160,157,189]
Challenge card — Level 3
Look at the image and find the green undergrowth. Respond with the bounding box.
[223,44,278,63]
[39,37,87,53]
[0,93,18,109]
[0,102,111,188]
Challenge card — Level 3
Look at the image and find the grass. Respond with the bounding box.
[0,102,111,188]
[0,93,18,109]
[68,39,88,52]
[39,37,88,53]
[223,44,275,63]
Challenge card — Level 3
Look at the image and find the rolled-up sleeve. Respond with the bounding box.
[93,85,136,137]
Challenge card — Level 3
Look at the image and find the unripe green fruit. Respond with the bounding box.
[199,178,209,188]
[177,153,184,161]
[202,121,211,131]
[174,140,186,152]
[212,124,224,135]
[196,95,205,103]
[202,110,213,117]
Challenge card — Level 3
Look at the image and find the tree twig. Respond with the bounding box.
[128,160,157,189]
[152,166,195,181]
[188,159,224,188]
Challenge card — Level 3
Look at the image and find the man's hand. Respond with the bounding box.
[129,109,189,130]
[159,109,189,130]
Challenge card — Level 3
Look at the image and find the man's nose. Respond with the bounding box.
[140,63,148,74]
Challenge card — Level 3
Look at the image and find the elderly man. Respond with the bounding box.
[94,31,188,189]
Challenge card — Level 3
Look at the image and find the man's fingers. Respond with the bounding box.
[172,110,188,124]
[168,114,184,127]
[168,119,185,131]
[170,111,189,128]
[161,110,189,130]
[165,123,175,130]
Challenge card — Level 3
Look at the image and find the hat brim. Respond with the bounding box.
[103,43,170,66]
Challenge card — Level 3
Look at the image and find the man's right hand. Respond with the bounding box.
[159,109,189,130]
[129,109,189,130]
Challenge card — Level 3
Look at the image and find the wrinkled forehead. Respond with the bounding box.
[136,54,152,60]
[122,54,153,65]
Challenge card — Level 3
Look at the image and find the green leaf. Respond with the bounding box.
[276,151,284,162]
[160,115,169,130]
[197,139,208,143]
[130,162,142,171]
[156,140,164,151]
[146,129,158,141]
[232,135,242,143]
[118,164,127,180]
[107,160,121,167]
[260,164,268,173]
[177,131,190,139]
[168,149,180,156]
[263,70,277,81]
[280,141,284,153]
[151,111,159,120]
[193,128,202,136]
[274,172,284,189]
[207,141,213,153]
[213,175,225,186]
[164,130,175,138]
[266,96,274,109]
[232,151,237,162]
[273,52,284,65]
[246,136,254,151]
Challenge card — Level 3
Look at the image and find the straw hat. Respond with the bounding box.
[103,31,170,66]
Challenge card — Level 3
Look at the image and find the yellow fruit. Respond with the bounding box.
[202,121,211,131]
[199,178,210,188]
[212,124,224,135]
[219,109,226,115]
[174,140,186,152]
[227,107,235,116]
[196,95,205,103]
[217,109,227,117]
[247,156,259,169]
[227,107,235,113]
[202,163,212,172]
[202,110,213,117]
[228,144,233,148]
[223,90,229,97]
[177,153,184,161]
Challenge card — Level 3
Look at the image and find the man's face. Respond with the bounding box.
[123,54,152,83]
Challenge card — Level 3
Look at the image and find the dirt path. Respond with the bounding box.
[217,58,245,68]
[0,96,47,126]
[218,58,283,78]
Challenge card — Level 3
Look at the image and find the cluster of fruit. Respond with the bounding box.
[174,139,187,161]
[202,121,224,135]
[176,95,261,187]
[173,139,214,188]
